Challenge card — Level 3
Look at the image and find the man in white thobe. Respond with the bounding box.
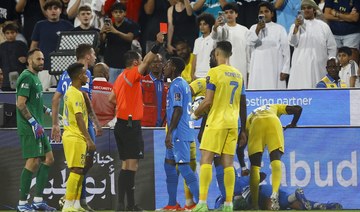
[288,0,337,89]
[211,3,258,87]
[248,2,290,90]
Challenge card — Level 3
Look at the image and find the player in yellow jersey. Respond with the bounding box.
[61,63,96,212]
[247,104,302,210]
[192,41,247,212]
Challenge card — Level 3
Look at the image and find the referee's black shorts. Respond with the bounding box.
[114,119,144,160]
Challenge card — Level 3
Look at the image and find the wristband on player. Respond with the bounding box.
[241,166,248,171]
[45,108,52,116]
[28,117,36,124]
[150,43,161,54]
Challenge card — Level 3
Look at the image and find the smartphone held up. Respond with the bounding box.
[297,10,304,24]
[258,14,265,23]
[218,11,227,25]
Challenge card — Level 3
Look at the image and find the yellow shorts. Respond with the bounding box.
[190,141,196,160]
[248,116,284,156]
[200,127,238,155]
[62,133,87,168]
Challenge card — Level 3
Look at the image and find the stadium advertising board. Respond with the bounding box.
[154,128,360,209]
[1,89,360,127]
[0,129,155,210]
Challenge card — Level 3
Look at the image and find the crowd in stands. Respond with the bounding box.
[0,0,360,120]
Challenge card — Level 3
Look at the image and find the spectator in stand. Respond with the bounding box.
[193,13,216,79]
[139,0,170,55]
[338,46,359,87]
[0,22,28,91]
[60,0,71,21]
[191,0,229,19]
[324,0,360,64]
[92,62,116,127]
[316,57,347,88]
[30,0,73,91]
[288,0,337,89]
[211,2,258,87]
[72,5,101,58]
[175,40,195,83]
[67,0,104,29]
[71,5,99,32]
[104,0,142,23]
[248,2,290,90]
[0,0,18,25]
[167,0,198,54]
[141,53,168,127]
[16,0,46,46]
[273,0,301,33]
[100,2,136,83]
[237,0,265,29]
[0,0,19,43]
[0,68,3,91]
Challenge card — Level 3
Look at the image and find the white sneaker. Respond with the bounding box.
[270,192,280,211]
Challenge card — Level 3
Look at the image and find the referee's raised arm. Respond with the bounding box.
[138,32,165,75]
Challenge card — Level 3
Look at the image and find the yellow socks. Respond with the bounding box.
[223,167,235,202]
[199,164,212,201]
[65,172,82,201]
[271,160,282,194]
[250,166,260,209]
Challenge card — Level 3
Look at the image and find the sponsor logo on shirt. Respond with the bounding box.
[175,93,181,101]
[21,83,29,89]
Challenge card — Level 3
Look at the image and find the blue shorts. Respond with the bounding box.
[165,139,192,163]
[259,184,290,209]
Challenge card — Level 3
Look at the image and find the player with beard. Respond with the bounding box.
[175,40,196,83]
[16,49,56,212]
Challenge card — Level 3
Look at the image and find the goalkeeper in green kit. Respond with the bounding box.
[15,49,56,212]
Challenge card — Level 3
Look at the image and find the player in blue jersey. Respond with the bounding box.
[51,43,102,211]
[215,174,343,210]
[158,57,200,210]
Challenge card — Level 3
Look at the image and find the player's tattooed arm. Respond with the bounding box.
[16,96,32,120]
[82,92,103,136]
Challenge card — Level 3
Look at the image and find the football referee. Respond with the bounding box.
[109,32,164,211]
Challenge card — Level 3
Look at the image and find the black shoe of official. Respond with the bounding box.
[116,202,125,211]
[126,204,143,211]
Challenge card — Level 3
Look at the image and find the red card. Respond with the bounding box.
[160,22,168,34]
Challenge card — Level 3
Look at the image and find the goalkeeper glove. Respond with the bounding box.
[28,117,45,139]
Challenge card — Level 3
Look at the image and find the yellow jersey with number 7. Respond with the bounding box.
[205,64,244,129]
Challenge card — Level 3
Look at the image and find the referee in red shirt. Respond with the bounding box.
[109,32,164,211]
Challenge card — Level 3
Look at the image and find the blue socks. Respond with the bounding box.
[164,162,179,206]
[178,164,199,203]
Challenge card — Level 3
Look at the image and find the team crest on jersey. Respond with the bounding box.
[174,93,181,101]
[206,76,210,84]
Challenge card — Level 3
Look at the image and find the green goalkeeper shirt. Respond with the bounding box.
[16,69,44,135]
